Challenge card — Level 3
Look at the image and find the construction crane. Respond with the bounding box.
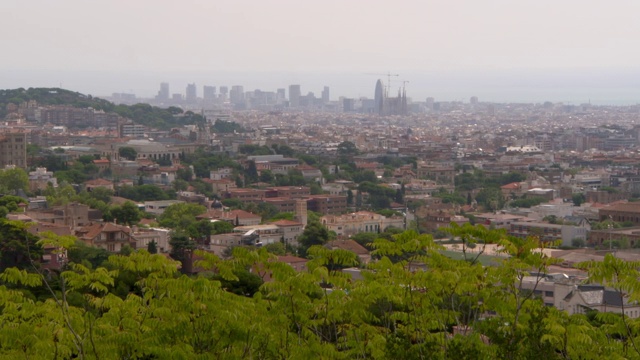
[365,72,399,94]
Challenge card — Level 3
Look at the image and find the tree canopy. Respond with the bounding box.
[1,226,638,359]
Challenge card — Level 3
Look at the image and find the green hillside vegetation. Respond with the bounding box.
[0,87,207,130]
[1,220,639,359]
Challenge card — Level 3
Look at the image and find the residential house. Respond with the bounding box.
[85,178,114,192]
[271,219,304,247]
[76,222,137,252]
[133,227,170,253]
[92,158,110,172]
[326,239,371,264]
[501,182,526,199]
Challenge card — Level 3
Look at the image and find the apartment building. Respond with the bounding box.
[0,130,27,168]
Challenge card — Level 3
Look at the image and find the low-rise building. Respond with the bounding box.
[234,224,282,245]
[25,202,97,227]
[271,219,304,247]
[326,239,371,264]
[76,222,137,252]
[321,211,404,237]
[509,220,589,247]
[210,167,234,180]
[307,195,347,215]
[29,167,57,192]
[133,227,170,253]
[197,209,262,226]
[85,178,114,192]
[144,200,184,215]
[521,274,640,318]
[226,188,267,203]
[599,202,640,225]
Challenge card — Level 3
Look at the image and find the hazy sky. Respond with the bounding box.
[3,0,640,103]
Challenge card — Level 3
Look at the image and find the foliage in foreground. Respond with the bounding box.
[0,228,639,359]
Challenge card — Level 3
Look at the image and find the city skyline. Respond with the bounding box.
[3,68,640,106]
[3,0,640,104]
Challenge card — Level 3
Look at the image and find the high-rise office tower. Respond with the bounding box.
[156,82,170,101]
[219,86,229,100]
[321,86,330,103]
[186,83,197,103]
[203,86,216,102]
[470,96,478,105]
[230,86,244,105]
[374,80,385,115]
[289,84,301,108]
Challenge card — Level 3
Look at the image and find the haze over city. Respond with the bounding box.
[7,1,640,357]
[3,0,640,104]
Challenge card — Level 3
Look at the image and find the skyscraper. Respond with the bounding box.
[230,86,245,106]
[186,83,197,103]
[156,82,169,101]
[289,84,301,108]
[321,86,330,103]
[219,86,229,100]
[203,86,216,102]
[374,80,384,115]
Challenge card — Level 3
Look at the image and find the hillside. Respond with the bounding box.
[0,88,113,118]
[0,87,206,130]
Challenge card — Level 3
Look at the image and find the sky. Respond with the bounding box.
[3,0,640,104]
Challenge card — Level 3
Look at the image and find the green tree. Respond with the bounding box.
[264,242,286,256]
[147,240,158,254]
[259,169,274,183]
[0,167,29,194]
[111,201,142,226]
[572,193,586,206]
[298,219,332,255]
[158,203,207,229]
[337,141,359,156]
[245,160,259,184]
[118,146,137,161]
[169,230,196,271]
[0,195,27,212]
[0,219,43,271]
[66,240,110,268]
[176,167,193,181]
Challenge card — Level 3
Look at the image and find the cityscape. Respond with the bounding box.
[4,0,640,358]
